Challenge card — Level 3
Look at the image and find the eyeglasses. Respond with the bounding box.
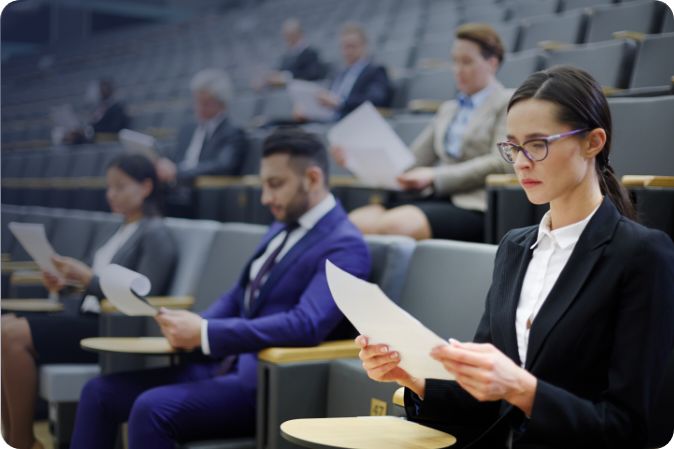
[497,128,589,163]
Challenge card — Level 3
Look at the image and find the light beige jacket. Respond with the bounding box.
[410,80,513,211]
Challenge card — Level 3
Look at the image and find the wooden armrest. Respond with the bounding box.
[393,387,405,407]
[612,30,646,42]
[9,270,44,286]
[1,253,10,262]
[1,299,64,313]
[417,59,450,70]
[258,340,359,364]
[100,295,194,313]
[486,174,519,187]
[622,175,674,188]
[2,261,40,273]
[538,40,572,51]
[602,86,624,96]
[94,133,118,143]
[407,99,442,114]
[195,175,260,188]
[376,107,394,118]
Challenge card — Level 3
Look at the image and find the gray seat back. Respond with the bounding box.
[407,67,456,103]
[364,235,416,303]
[50,215,97,261]
[519,9,586,51]
[629,32,674,88]
[498,49,543,89]
[398,239,497,341]
[192,222,268,311]
[609,95,674,177]
[165,218,223,297]
[585,1,663,43]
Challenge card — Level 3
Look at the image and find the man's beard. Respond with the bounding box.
[282,185,310,224]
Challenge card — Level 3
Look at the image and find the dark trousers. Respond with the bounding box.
[70,362,256,449]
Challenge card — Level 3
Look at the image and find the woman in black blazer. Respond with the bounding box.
[357,66,674,448]
[1,153,178,449]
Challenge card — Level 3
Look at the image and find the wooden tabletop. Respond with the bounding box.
[1,299,64,313]
[280,417,456,449]
[80,337,177,355]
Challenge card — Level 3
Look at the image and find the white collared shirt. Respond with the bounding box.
[180,112,226,169]
[445,82,494,159]
[201,194,337,354]
[81,221,140,314]
[515,203,600,366]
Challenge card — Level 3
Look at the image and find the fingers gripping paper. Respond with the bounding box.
[8,222,64,281]
[99,264,156,316]
[325,260,454,380]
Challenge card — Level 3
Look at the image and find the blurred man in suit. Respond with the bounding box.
[69,128,371,449]
[265,18,326,86]
[155,69,247,217]
[62,79,130,144]
[295,22,393,122]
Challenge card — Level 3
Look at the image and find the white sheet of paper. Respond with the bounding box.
[8,222,63,280]
[326,260,454,380]
[99,264,156,316]
[327,102,415,189]
[118,129,158,161]
[287,80,335,122]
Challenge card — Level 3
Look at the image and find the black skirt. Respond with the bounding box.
[24,300,98,365]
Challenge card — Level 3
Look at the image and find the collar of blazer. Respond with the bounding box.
[494,197,620,370]
[433,80,507,160]
[109,217,150,265]
[239,202,347,317]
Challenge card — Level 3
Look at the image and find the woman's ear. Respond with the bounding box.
[141,179,153,200]
[584,128,607,159]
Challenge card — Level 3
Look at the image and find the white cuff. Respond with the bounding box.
[201,319,211,355]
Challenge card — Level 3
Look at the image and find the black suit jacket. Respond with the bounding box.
[91,101,130,134]
[406,198,674,449]
[279,46,326,81]
[171,118,247,181]
[85,217,178,300]
[332,62,393,119]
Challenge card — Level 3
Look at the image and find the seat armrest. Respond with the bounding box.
[2,261,40,274]
[622,175,674,188]
[486,174,519,187]
[100,295,194,314]
[258,340,359,365]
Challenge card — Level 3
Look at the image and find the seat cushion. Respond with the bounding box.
[39,364,101,402]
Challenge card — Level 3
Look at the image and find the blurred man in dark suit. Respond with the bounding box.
[155,69,247,216]
[265,18,326,87]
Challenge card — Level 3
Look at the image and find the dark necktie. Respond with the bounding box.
[246,222,299,312]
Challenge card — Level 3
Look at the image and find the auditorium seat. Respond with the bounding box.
[498,49,543,88]
[392,114,432,146]
[542,39,636,89]
[406,67,456,109]
[518,9,586,51]
[584,1,664,43]
[506,0,560,20]
[559,0,614,12]
[629,32,674,89]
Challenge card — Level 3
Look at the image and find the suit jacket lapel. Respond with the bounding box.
[493,228,537,366]
[247,204,346,317]
[525,198,619,370]
[110,219,147,265]
[433,102,458,154]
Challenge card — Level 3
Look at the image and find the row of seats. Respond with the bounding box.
[1,204,496,449]
[2,0,672,147]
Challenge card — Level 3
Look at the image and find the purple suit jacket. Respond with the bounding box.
[200,202,370,389]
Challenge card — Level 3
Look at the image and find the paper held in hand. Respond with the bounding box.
[287,80,335,122]
[8,222,64,282]
[327,102,415,190]
[325,260,454,380]
[99,264,156,316]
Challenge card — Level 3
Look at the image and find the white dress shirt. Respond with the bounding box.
[80,221,140,313]
[180,112,226,170]
[515,203,600,366]
[200,194,337,354]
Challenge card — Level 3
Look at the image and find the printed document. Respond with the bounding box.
[8,222,64,281]
[326,260,454,380]
[287,80,335,122]
[327,102,415,189]
[99,264,156,316]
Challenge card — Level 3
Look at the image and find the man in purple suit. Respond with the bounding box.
[69,128,371,449]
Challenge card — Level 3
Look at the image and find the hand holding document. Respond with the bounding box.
[327,102,415,190]
[326,260,454,380]
[99,264,156,316]
[287,80,335,122]
[8,222,64,281]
